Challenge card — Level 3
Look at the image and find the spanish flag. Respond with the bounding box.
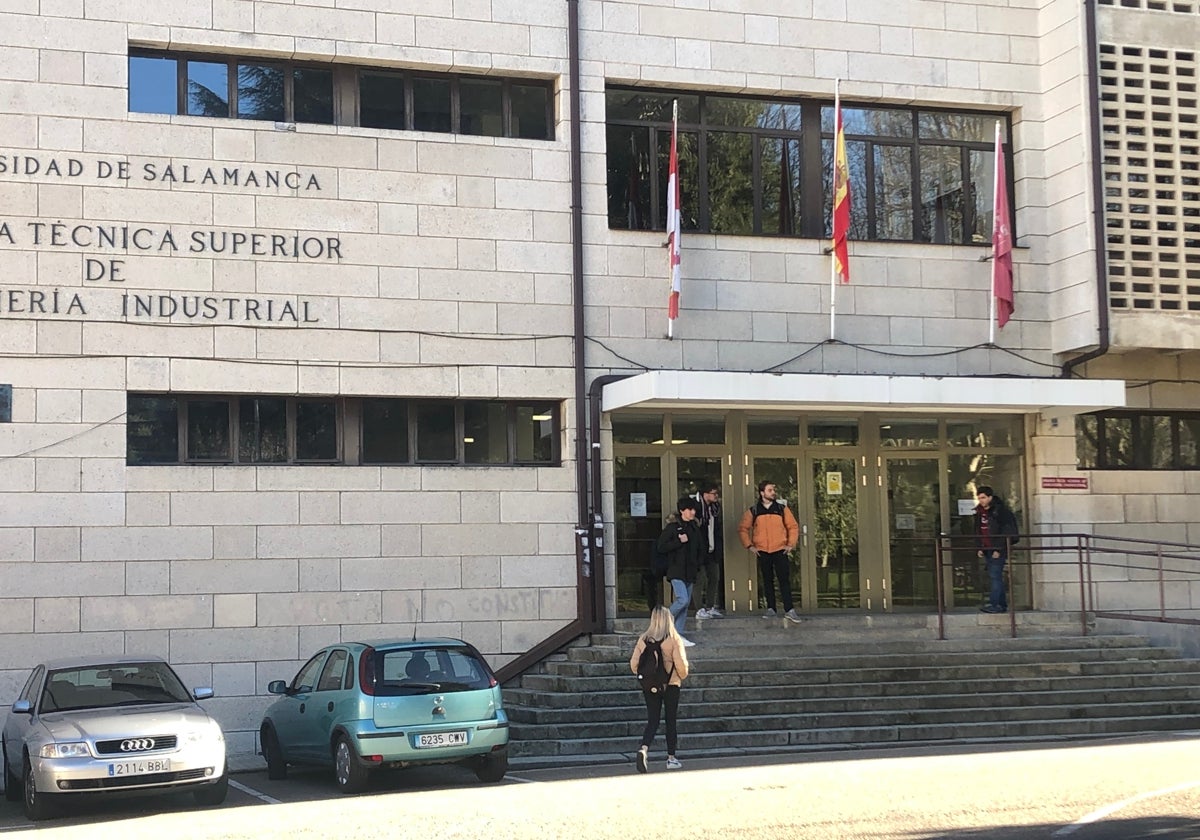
[831,86,850,284]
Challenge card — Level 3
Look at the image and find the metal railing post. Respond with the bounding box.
[1157,542,1166,621]
[1007,536,1016,638]
[935,533,947,640]
[1079,534,1090,636]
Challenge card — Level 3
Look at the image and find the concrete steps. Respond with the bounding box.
[502,614,1200,767]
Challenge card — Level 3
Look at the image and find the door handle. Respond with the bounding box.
[299,703,305,714]
[802,523,808,547]
[327,702,335,713]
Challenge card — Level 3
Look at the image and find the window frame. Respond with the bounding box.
[605,85,1013,246]
[128,48,555,140]
[1077,409,1200,470]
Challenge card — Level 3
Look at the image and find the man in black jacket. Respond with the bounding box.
[657,497,705,646]
[974,486,1019,613]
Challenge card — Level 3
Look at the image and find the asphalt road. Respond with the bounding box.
[3,734,1200,838]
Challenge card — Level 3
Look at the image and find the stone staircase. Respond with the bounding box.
[502,613,1200,768]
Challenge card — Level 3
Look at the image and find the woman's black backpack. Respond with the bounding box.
[636,638,673,694]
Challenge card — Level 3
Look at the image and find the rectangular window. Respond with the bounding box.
[129,55,178,114]
[292,67,334,124]
[127,396,179,464]
[459,79,503,137]
[359,71,406,130]
[416,401,457,461]
[129,394,559,467]
[297,400,338,461]
[514,403,557,463]
[130,49,552,139]
[237,63,285,121]
[606,86,1010,245]
[238,398,287,463]
[187,60,229,117]
[362,399,409,464]
[187,400,231,461]
[413,77,452,133]
[1077,410,1200,470]
[463,401,509,464]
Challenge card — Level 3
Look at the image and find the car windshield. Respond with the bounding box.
[41,662,192,712]
[373,647,492,696]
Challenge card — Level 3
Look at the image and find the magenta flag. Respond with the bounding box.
[992,124,1014,329]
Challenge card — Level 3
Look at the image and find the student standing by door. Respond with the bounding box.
[739,480,802,623]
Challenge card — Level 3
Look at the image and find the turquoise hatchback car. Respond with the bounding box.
[259,639,509,793]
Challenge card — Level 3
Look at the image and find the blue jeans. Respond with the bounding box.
[986,555,1008,610]
[668,579,693,636]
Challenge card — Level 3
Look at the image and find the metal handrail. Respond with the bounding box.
[934,532,1200,640]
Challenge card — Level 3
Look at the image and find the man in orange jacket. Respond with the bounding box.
[738,480,802,623]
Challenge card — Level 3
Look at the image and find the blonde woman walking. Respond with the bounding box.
[629,605,690,772]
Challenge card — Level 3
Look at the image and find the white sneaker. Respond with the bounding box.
[707,607,724,618]
[636,746,648,774]
[785,608,802,624]
[666,756,682,770]
[695,608,710,620]
[762,608,777,618]
[679,637,696,647]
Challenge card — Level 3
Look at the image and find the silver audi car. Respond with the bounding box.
[2,655,227,821]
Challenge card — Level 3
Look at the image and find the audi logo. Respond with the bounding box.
[120,738,155,752]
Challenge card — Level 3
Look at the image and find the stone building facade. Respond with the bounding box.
[0,0,1197,759]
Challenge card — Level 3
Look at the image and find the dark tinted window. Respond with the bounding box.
[514,403,556,463]
[187,400,230,460]
[464,401,508,464]
[129,55,178,114]
[237,63,285,121]
[459,79,503,136]
[360,71,406,130]
[42,662,191,712]
[293,67,334,124]
[297,400,338,460]
[416,401,456,461]
[413,77,451,132]
[127,395,178,465]
[362,398,409,463]
[511,83,550,140]
[238,397,287,463]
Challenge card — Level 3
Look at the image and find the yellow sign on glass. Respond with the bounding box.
[826,471,843,496]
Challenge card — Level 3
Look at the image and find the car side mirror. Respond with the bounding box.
[193,687,214,701]
[267,680,289,695]
[12,700,32,715]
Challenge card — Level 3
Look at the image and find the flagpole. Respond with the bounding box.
[830,80,839,341]
[989,121,1000,345]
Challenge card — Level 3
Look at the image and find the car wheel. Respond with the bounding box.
[3,744,21,803]
[474,746,508,784]
[261,726,288,781]
[193,771,228,807]
[333,734,369,795]
[22,754,55,822]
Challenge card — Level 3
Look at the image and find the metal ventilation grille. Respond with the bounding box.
[1099,43,1200,311]
[1098,0,1199,12]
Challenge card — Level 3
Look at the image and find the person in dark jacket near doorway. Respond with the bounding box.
[693,481,724,619]
[657,497,705,646]
[974,485,1019,613]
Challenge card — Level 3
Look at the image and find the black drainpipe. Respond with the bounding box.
[1062,0,1111,378]
[587,373,633,631]
[566,0,593,629]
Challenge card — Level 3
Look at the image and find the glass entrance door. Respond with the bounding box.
[614,455,663,614]
[808,456,861,608]
[883,456,943,609]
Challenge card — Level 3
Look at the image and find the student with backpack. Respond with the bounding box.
[739,479,802,623]
[629,605,690,772]
[973,485,1020,613]
[657,497,705,646]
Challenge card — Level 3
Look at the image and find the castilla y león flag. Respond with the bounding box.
[667,101,682,329]
[831,92,851,284]
[991,123,1014,328]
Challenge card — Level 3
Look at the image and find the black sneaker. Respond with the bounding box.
[636,746,648,774]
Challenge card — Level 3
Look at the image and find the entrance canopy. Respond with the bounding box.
[602,371,1125,417]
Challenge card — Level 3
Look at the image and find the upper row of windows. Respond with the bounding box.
[128,49,555,140]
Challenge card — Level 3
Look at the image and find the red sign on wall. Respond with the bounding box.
[1042,476,1088,490]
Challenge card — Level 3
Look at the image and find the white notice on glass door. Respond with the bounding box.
[630,492,647,517]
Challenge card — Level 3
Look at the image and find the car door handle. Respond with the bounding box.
[327,702,334,713]
[299,703,305,714]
